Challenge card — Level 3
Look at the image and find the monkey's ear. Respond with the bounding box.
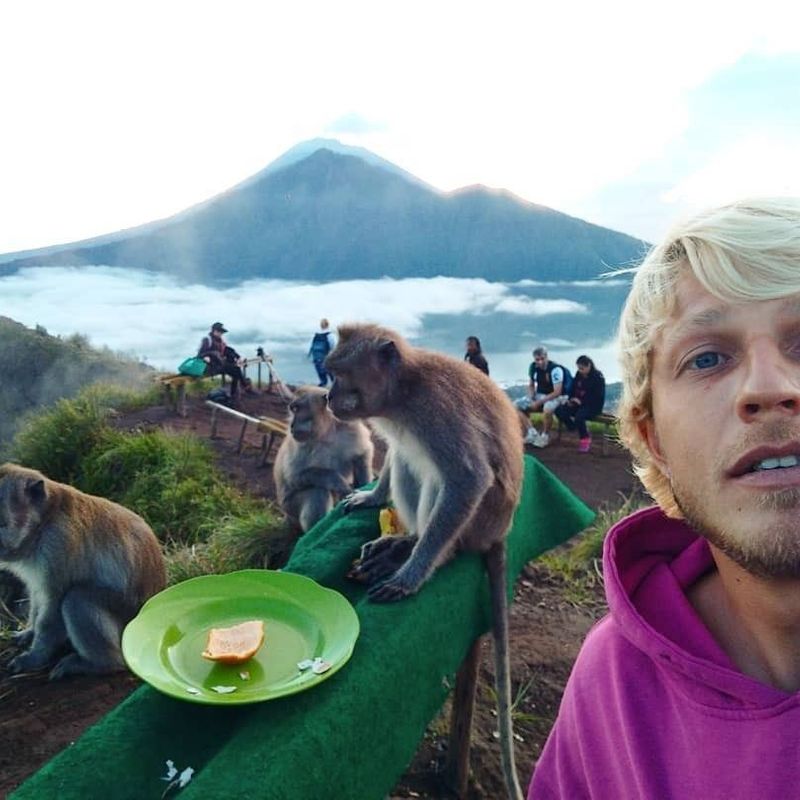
[378,340,400,366]
[25,478,47,506]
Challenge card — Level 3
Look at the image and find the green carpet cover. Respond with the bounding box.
[11,455,594,800]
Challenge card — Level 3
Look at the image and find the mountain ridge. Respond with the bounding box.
[0,143,648,284]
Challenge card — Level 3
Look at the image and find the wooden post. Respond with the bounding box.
[210,407,219,438]
[177,382,188,418]
[446,637,483,798]
[260,432,277,467]
[237,420,248,454]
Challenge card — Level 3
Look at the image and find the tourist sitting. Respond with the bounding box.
[197,321,247,399]
[554,355,606,452]
[515,346,572,447]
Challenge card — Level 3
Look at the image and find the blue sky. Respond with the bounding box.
[1,1,797,254]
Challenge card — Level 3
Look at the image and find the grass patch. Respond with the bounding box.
[165,510,293,584]
[538,493,650,605]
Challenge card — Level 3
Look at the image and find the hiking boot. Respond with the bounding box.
[523,428,540,445]
[533,432,550,448]
[578,437,592,453]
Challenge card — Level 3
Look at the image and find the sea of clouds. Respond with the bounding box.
[0,266,622,386]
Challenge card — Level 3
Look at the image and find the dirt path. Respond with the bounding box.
[0,388,641,798]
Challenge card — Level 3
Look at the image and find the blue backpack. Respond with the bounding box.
[554,363,573,395]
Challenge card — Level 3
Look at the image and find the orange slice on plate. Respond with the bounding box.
[201,620,265,664]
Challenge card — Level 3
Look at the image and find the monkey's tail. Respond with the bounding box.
[485,541,525,800]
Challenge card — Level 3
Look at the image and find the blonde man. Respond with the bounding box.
[529,198,800,799]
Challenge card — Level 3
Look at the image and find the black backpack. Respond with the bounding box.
[207,387,234,407]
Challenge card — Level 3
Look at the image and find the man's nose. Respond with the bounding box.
[736,338,800,422]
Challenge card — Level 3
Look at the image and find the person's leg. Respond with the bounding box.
[575,409,591,439]
[575,409,593,451]
[224,363,243,396]
[554,403,573,430]
[313,359,328,387]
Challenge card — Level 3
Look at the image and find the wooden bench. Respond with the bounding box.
[555,411,618,455]
[157,355,283,418]
[157,373,200,418]
[205,400,289,465]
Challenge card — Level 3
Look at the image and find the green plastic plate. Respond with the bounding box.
[121,569,359,705]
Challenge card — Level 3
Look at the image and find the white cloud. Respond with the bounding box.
[325,112,387,135]
[663,134,800,209]
[0,268,587,376]
[493,297,587,316]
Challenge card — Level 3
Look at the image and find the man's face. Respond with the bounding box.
[466,339,477,354]
[644,274,800,577]
[533,353,547,368]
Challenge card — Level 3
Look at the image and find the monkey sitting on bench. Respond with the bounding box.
[273,386,374,533]
[0,463,166,679]
[325,324,526,800]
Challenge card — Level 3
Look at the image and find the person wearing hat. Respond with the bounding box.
[197,322,246,399]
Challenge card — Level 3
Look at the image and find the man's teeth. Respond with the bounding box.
[752,455,800,471]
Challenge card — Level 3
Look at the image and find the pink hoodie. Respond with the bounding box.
[529,506,800,799]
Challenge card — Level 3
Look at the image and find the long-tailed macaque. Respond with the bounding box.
[273,386,374,533]
[325,324,525,800]
[0,463,166,679]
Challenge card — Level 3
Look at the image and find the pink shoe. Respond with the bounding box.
[578,437,592,453]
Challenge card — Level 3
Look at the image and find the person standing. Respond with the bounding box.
[464,335,489,375]
[308,318,334,387]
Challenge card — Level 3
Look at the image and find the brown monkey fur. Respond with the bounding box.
[325,324,525,800]
[0,463,166,679]
[274,385,374,533]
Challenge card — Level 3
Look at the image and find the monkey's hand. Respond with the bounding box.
[351,535,417,586]
[342,487,385,513]
[11,627,35,650]
[8,648,52,675]
[368,566,423,603]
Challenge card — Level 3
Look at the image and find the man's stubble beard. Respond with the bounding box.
[674,480,800,579]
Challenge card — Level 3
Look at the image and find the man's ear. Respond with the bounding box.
[638,417,671,478]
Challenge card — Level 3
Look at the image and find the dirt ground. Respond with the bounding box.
[0,383,642,798]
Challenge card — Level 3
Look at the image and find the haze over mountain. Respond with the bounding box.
[0,141,648,285]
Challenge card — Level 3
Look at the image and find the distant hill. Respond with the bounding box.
[0,317,153,449]
[0,143,648,285]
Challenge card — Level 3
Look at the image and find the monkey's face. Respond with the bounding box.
[326,372,363,420]
[326,339,399,420]
[288,393,330,442]
[0,471,47,555]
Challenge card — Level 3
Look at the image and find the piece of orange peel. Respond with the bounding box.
[379,507,405,536]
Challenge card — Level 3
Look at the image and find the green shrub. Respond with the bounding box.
[11,387,123,482]
[82,429,258,544]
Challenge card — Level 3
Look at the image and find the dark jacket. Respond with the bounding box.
[464,352,489,375]
[570,369,606,416]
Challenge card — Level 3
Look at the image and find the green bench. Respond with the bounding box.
[11,456,593,800]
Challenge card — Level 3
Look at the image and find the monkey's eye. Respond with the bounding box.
[322,393,329,403]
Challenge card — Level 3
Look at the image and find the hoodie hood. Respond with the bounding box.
[604,506,794,711]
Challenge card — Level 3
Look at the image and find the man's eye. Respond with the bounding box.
[689,351,725,370]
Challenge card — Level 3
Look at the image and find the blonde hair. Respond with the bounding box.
[617,197,800,516]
